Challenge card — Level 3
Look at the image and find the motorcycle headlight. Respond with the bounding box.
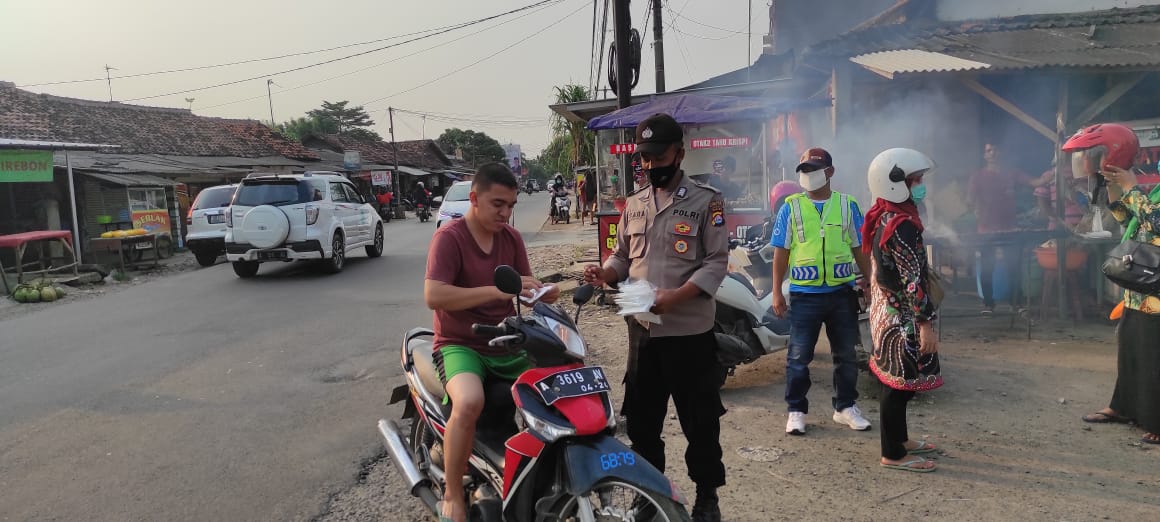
[519,409,576,441]
[544,316,586,358]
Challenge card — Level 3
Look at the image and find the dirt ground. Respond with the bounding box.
[319,246,1160,521]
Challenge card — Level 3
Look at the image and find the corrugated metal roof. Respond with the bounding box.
[850,49,992,77]
[80,172,179,187]
[810,5,1160,73]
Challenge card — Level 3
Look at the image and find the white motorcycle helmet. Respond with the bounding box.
[867,148,935,203]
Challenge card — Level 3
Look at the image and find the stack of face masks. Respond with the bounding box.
[613,279,663,324]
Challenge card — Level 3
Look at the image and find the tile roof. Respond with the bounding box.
[302,134,451,171]
[0,82,318,160]
[808,5,1160,72]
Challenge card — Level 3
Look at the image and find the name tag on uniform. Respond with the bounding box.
[675,187,687,199]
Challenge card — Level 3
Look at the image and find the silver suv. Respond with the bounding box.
[224,172,384,278]
[186,184,237,267]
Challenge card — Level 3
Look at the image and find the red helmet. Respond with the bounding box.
[770,180,803,213]
[1061,123,1139,178]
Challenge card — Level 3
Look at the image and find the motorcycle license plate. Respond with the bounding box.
[533,366,610,405]
[257,250,287,260]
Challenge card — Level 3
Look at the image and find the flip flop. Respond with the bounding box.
[1141,433,1160,445]
[907,440,938,455]
[1082,411,1131,424]
[881,456,936,473]
[436,501,456,522]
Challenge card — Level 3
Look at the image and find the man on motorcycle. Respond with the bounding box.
[549,175,569,218]
[412,181,430,207]
[424,163,560,522]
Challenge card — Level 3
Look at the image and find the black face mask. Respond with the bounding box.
[647,163,679,188]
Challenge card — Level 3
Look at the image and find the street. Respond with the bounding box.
[0,192,552,521]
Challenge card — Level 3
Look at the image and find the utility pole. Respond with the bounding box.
[104,65,117,102]
[185,98,195,111]
[613,0,633,195]
[421,115,426,140]
[266,79,276,125]
[747,0,753,83]
[389,107,403,219]
[652,0,665,93]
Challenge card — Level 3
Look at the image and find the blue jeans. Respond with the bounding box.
[785,288,860,414]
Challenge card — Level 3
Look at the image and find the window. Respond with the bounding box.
[342,184,363,203]
[235,179,320,206]
[128,188,166,212]
[330,182,350,202]
[444,183,471,202]
[191,186,236,210]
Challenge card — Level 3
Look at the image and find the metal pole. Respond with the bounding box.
[1054,79,1070,319]
[266,79,276,125]
[65,150,82,260]
[652,0,665,93]
[613,0,633,195]
[747,0,753,83]
[389,107,403,219]
[105,65,116,102]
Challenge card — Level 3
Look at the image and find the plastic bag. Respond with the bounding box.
[613,279,663,324]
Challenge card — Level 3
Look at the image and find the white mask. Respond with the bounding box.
[798,169,829,191]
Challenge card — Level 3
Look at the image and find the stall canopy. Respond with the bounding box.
[80,172,179,187]
[586,93,829,130]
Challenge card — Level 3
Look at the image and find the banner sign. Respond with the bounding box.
[690,137,751,150]
[610,143,636,155]
[0,150,53,183]
[370,171,390,186]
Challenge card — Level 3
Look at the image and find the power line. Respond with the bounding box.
[593,0,610,97]
[198,0,561,112]
[395,108,544,123]
[118,0,563,103]
[361,0,589,108]
[588,0,599,96]
[665,5,750,34]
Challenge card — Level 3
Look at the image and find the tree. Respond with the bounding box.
[537,135,572,178]
[436,128,506,166]
[274,116,337,141]
[273,100,382,141]
[308,100,376,134]
[551,84,596,170]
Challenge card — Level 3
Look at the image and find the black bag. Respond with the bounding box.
[1102,239,1160,295]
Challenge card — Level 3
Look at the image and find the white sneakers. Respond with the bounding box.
[786,412,806,435]
[833,405,872,431]
[787,406,872,435]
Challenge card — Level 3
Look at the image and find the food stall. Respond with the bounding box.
[586,94,827,242]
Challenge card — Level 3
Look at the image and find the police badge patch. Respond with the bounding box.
[674,239,689,254]
[674,222,692,235]
[709,198,725,227]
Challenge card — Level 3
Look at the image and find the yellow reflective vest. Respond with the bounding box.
[785,192,857,287]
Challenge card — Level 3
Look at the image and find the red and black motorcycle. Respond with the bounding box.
[379,266,690,521]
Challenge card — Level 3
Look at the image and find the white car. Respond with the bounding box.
[435,181,472,228]
[185,184,237,267]
[224,172,384,278]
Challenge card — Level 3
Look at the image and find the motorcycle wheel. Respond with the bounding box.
[545,479,689,522]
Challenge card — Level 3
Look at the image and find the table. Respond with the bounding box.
[0,230,80,295]
[89,234,160,274]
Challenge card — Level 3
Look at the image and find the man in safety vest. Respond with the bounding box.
[770,147,874,436]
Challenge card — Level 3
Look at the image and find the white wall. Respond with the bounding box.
[937,0,1158,21]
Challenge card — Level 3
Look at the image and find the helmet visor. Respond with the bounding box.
[1070,145,1107,179]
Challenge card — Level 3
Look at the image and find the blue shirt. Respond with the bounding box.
[769,196,864,294]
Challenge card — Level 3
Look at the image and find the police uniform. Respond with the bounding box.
[601,114,730,501]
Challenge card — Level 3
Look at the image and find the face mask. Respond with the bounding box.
[798,169,828,191]
[910,184,927,203]
[647,163,679,187]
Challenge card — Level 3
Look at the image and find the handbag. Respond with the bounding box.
[1102,239,1160,295]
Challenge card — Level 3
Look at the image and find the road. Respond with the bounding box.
[0,192,552,521]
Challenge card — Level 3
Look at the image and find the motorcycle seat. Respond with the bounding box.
[408,335,447,402]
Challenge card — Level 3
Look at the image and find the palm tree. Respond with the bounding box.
[551,84,596,173]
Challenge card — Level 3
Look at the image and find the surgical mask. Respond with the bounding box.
[798,169,828,191]
[910,184,927,203]
[647,163,679,188]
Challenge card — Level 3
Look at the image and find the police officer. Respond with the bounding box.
[584,113,728,522]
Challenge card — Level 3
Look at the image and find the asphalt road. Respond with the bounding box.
[0,192,551,521]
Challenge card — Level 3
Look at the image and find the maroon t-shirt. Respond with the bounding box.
[426,219,532,356]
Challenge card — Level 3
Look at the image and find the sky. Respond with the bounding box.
[1,0,769,156]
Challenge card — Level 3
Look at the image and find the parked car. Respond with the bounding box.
[435,180,472,228]
[185,184,237,267]
[224,172,384,278]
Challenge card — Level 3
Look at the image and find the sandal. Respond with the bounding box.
[1142,433,1160,445]
[1082,410,1131,424]
[906,440,938,455]
[881,456,936,473]
[437,501,460,522]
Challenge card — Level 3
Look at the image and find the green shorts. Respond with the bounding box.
[435,345,531,385]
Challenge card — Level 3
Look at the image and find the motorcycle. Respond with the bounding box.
[551,193,571,225]
[416,202,431,223]
[379,266,690,522]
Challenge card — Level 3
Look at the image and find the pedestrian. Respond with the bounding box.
[863,148,944,472]
[584,171,598,224]
[584,113,729,522]
[966,142,1035,314]
[1066,123,1160,446]
[769,147,873,436]
[424,163,559,522]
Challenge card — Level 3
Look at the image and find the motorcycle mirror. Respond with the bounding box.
[573,284,595,305]
[494,265,523,296]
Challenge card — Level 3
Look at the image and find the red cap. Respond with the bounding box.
[795,147,833,172]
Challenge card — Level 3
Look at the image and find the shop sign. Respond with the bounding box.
[132,209,172,237]
[0,149,53,183]
[370,170,390,186]
[690,136,751,150]
[343,150,361,170]
[610,143,636,155]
